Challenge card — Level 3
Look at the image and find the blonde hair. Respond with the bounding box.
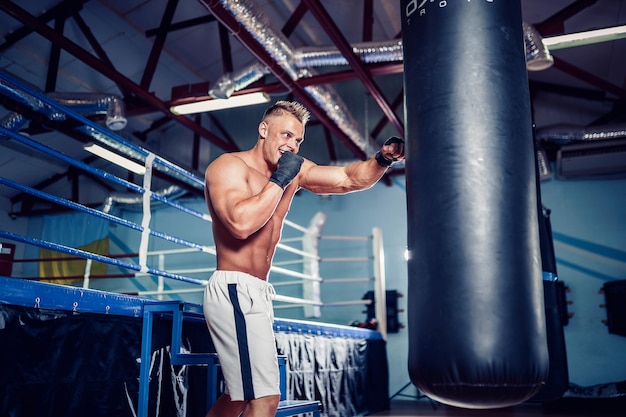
[262,100,310,127]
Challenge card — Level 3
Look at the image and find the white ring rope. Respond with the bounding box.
[274,294,323,306]
[322,277,372,284]
[320,256,371,262]
[146,247,217,256]
[276,241,320,260]
[320,235,371,241]
[270,265,323,281]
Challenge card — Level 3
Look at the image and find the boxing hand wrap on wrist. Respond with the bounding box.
[270,151,304,189]
[375,136,405,167]
[375,150,394,167]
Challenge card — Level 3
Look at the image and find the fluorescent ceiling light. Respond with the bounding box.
[543,25,626,51]
[170,92,270,115]
[84,143,146,175]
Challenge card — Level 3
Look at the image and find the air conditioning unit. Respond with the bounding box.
[556,138,626,179]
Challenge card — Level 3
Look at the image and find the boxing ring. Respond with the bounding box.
[0,69,389,417]
[2,2,572,409]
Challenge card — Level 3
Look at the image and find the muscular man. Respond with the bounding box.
[203,100,404,417]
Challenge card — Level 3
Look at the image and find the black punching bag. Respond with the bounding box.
[401,0,549,409]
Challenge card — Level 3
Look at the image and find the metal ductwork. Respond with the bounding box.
[0,112,28,135]
[47,92,127,131]
[523,21,554,71]
[102,185,188,214]
[208,19,543,97]
[208,39,403,100]
[199,0,380,157]
[0,75,127,131]
[536,147,552,180]
[209,62,270,99]
[293,40,404,67]
[536,124,626,144]
[199,1,554,160]
[0,76,66,122]
[537,124,626,179]
[0,70,204,193]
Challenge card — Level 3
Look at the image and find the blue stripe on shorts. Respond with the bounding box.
[228,283,255,400]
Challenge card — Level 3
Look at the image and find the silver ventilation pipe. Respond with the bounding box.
[536,124,626,144]
[207,19,547,93]
[200,2,555,157]
[0,112,28,135]
[207,40,403,99]
[209,62,269,99]
[47,92,127,131]
[199,0,379,156]
[0,76,65,122]
[0,76,127,131]
[208,19,539,92]
[536,147,552,180]
[523,21,554,71]
[293,40,403,67]
[1,70,203,192]
[102,185,188,214]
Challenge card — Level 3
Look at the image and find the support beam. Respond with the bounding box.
[535,0,598,36]
[200,0,368,160]
[0,0,238,153]
[553,57,626,101]
[0,0,86,52]
[302,0,404,138]
[45,16,65,92]
[140,0,179,90]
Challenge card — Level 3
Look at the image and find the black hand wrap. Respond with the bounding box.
[375,136,405,167]
[270,151,304,189]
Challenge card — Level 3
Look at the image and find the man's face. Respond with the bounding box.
[260,113,305,164]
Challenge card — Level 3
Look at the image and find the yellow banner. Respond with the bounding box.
[39,238,109,285]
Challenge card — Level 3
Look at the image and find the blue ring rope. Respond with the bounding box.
[0,126,144,193]
[0,127,209,221]
[0,69,204,189]
[149,192,209,220]
[0,177,211,253]
[0,230,207,286]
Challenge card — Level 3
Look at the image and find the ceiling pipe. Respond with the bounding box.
[0,69,206,194]
[211,21,547,95]
[536,147,552,180]
[0,111,28,134]
[0,75,127,135]
[208,39,404,99]
[209,62,269,99]
[0,0,238,153]
[523,21,554,71]
[198,0,380,158]
[301,0,403,136]
[293,39,403,67]
[47,92,127,130]
[102,185,187,214]
[0,76,64,121]
[202,13,551,141]
[536,123,626,144]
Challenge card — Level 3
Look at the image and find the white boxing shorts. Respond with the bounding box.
[203,270,279,401]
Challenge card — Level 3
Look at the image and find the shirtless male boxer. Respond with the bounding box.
[202,100,404,417]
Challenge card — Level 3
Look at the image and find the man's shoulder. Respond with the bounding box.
[209,152,246,169]
[206,152,256,183]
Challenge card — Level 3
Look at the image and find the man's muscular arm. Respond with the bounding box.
[205,154,285,240]
[299,137,405,195]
